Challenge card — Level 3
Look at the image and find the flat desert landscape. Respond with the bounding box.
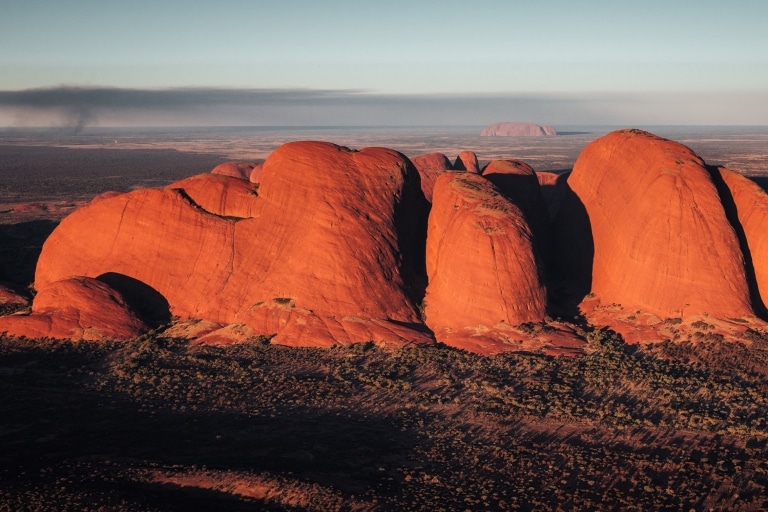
[2,126,768,511]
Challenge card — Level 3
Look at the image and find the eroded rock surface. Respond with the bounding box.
[424,172,550,355]
[565,129,753,320]
[30,141,432,348]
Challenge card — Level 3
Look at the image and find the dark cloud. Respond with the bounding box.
[1,86,764,129]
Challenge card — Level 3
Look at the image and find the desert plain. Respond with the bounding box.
[3,125,768,510]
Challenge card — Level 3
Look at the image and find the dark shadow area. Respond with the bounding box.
[395,161,430,311]
[549,183,594,318]
[707,166,767,319]
[0,345,419,510]
[97,272,172,327]
[0,219,58,287]
[750,176,768,193]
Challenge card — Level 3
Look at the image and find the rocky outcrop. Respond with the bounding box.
[452,151,479,173]
[481,122,556,137]
[424,172,547,355]
[30,141,432,348]
[4,129,766,352]
[563,129,753,320]
[0,276,146,340]
[410,152,453,202]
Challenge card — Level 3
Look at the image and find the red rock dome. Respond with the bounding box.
[566,129,752,319]
[424,172,547,354]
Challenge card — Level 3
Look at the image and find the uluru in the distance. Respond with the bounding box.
[481,121,557,136]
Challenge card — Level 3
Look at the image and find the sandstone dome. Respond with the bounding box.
[424,172,547,354]
[563,129,753,320]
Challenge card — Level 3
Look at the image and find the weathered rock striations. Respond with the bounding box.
[4,129,767,352]
[481,122,556,137]
[424,172,548,355]
[564,129,753,320]
[0,276,146,340]
[30,141,432,348]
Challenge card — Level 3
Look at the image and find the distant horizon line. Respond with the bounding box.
[2,123,768,130]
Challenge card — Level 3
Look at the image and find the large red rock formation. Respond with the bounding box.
[0,276,146,340]
[424,172,548,355]
[410,152,453,202]
[566,129,753,319]
[31,141,432,348]
[718,168,768,314]
[481,122,556,137]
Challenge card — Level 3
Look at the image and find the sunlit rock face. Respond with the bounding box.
[423,172,548,355]
[28,141,433,348]
[480,122,556,137]
[563,129,753,320]
[4,129,767,351]
[0,276,147,341]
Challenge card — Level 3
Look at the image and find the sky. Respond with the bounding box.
[1,0,766,127]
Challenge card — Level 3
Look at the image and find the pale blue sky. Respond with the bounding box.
[1,0,767,126]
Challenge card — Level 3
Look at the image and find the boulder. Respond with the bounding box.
[564,129,753,320]
[481,122,556,137]
[0,276,147,340]
[423,172,547,355]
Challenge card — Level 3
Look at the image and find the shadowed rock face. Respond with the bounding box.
[565,129,753,319]
[481,122,556,137]
[424,172,547,355]
[0,277,146,340]
[718,167,768,315]
[29,141,433,348]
